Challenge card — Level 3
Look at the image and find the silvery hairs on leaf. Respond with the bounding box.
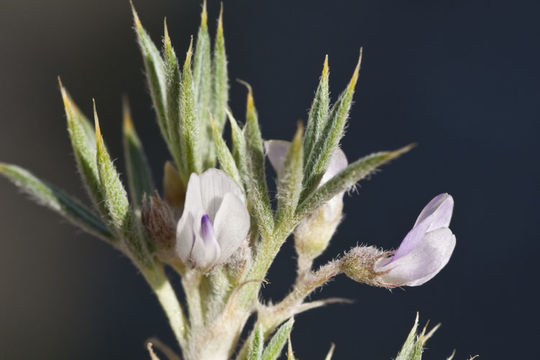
[176,168,250,270]
[374,193,456,287]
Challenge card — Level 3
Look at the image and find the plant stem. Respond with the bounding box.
[143,264,188,350]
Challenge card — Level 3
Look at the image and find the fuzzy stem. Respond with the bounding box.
[143,265,188,350]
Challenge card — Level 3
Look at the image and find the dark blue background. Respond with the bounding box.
[1,0,538,359]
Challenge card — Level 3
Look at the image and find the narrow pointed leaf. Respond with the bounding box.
[193,1,214,167]
[122,100,155,208]
[296,145,413,222]
[303,51,362,199]
[287,337,295,360]
[227,110,248,183]
[304,56,329,164]
[94,104,130,234]
[162,21,186,181]
[275,123,304,224]
[0,163,112,241]
[395,314,419,360]
[180,39,202,174]
[211,5,229,132]
[131,5,168,142]
[243,86,274,237]
[59,83,106,214]
[211,117,241,185]
[261,318,294,360]
[248,324,264,360]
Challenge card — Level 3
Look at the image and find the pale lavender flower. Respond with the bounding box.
[265,140,348,220]
[374,193,456,287]
[176,169,250,270]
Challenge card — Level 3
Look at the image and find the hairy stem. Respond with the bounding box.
[143,265,188,350]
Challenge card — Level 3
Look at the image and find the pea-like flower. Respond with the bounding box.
[374,193,456,287]
[176,169,250,270]
[265,140,348,261]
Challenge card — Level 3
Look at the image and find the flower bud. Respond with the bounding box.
[265,140,348,261]
[141,194,177,258]
[176,169,250,271]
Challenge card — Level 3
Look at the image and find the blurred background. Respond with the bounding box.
[1,0,538,358]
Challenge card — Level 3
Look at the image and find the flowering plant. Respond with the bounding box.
[0,2,459,359]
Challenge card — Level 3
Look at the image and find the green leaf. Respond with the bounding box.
[395,314,419,360]
[227,110,248,183]
[180,38,202,175]
[0,163,112,241]
[248,324,264,360]
[131,4,168,143]
[162,21,187,182]
[94,103,130,234]
[242,85,274,238]
[59,81,106,215]
[286,337,295,360]
[275,123,304,225]
[302,51,362,200]
[210,117,242,186]
[122,99,155,208]
[211,5,229,133]
[395,314,441,360]
[261,318,294,360]
[303,55,329,165]
[296,145,413,222]
[193,1,214,167]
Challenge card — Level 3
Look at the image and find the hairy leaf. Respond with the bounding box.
[276,123,304,225]
[296,145,413,222]
[303,55,329,165]
[303,51,362,200]
[211,5,229,132]
[193,1,214,167]
[94,103,130,234]
[211,117,241,185]
[0,163,112,241]
[248,324,264,360]
[180,39,202,174]
[162,21,186,181]
[242,86,274,237]
[59,82,106,215]
[122,100,155,208]
[131,5,168,142]
[227,110,248,184]
[261,318,294,360]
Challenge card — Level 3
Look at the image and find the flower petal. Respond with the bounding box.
[320,147,348,184]
[176,173,204,263]
[265,140,290,174]
[375,228,456,287]
[414,193,454,231]
[199,169,246,221]
[190,213,221,269]
[213,192,250,263]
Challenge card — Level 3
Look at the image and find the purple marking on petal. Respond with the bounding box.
[200,214,216,244]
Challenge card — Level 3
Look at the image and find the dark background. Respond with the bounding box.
[1,0,538,359]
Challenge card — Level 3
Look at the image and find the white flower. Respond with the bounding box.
[176,169,250,270]
[374,193,456,287]
[265,140,348,259]
[265,140,348,219]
